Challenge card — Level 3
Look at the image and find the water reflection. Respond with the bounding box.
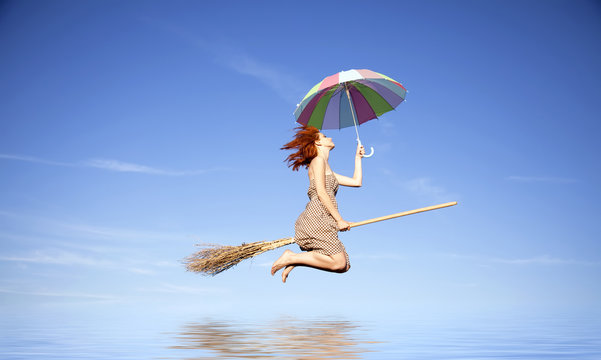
[168,317,378,359]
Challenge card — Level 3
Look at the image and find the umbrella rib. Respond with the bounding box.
[344,83,361,141]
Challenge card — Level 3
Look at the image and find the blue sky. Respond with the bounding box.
[1,0,600,322]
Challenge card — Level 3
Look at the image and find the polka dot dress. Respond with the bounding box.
[294,173,350,267]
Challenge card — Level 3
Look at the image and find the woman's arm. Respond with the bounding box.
[334,143,364,187]
[311,157,350,231]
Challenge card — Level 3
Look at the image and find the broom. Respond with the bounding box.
[184,201,457,275]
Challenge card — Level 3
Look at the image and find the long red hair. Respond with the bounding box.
[281,126,320,171]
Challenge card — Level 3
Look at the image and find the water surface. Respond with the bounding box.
[2,311,600,359]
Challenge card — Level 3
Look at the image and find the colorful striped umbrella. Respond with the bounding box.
[294,69,407,157]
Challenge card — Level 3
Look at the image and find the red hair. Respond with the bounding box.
[281,126,320,171]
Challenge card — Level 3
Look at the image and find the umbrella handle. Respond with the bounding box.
[357,139,375,158]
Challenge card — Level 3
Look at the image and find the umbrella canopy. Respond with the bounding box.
[294,69,407,130]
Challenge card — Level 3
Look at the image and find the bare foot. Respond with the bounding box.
[282,265,295,283]
[271,250,294,275]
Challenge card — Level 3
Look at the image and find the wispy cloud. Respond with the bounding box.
[141,17,308,103]
[0,247,179,278]
[404,177,447,197]
[0,210,193,244]
[128,267,156,275]
[0,287,119,301]
[0,250,113,267]
[0,153,229,176]
[399,177,458,203]
[83,158,184,175]
[506,176,579,183]
[378,170,459,203]
[56,222,190,242]
[222,53,307,103]
[491,254,599,266]
[0,214,185,271]
[136,282,227,295]
[82,158,228,175]
[0,154,73,167]
[438,253,600,267]
[448,282,479,288]
[352,253,406,261]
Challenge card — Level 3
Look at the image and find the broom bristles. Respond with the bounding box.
[184,237,295,276]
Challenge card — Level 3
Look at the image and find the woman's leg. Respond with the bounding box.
[271,250,348,281]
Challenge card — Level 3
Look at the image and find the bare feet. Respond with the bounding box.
[281,265,295,283]
[271,250,293,275]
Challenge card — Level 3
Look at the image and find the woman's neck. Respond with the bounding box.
[316,146,330,161]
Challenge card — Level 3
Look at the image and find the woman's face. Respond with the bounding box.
[317,132,335,149]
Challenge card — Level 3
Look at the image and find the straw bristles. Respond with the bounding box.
[184,237,295,276]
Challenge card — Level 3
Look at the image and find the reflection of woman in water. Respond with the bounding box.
[173,318,371,359]
[271,126,364,283]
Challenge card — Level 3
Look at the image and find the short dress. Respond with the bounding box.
[294,173,350,267]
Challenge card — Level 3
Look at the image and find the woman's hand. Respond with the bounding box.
[356,143,365,158]
[337,219,351,232]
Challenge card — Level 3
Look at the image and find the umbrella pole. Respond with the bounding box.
[344,85,361,141]
[344,84,374,157]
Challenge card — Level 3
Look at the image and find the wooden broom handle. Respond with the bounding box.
[350,201,458,228]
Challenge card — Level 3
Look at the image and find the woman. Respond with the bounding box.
[271,126,365,283]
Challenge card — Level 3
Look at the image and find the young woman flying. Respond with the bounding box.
[271,126,365,283]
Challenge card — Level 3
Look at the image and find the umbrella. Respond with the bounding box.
[294,69,407,157]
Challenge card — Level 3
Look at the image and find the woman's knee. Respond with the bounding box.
[331,255,348,272]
